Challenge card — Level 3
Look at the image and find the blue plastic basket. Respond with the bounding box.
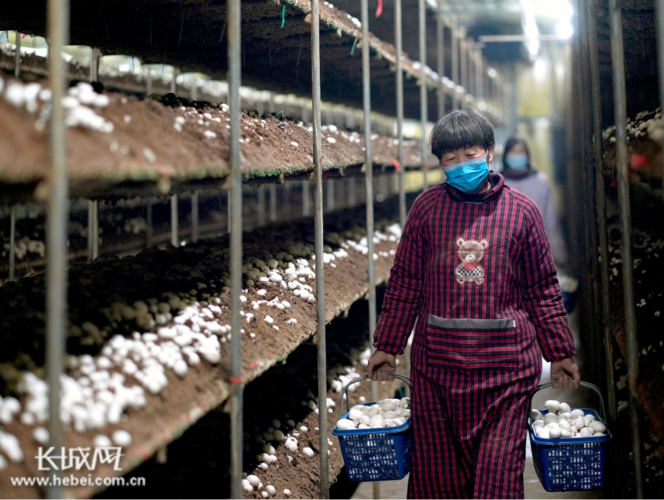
[332,373,412,482]
[529,381,612,492]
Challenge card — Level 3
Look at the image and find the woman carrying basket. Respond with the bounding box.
[367,108,580,499]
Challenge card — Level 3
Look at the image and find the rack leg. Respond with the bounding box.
[608,0,644,496]
[171,195,178,247]
[395,0,406,227]
[146,198,153,248]
[258,184,267,226]
[228,0,244,498]
[269,184,277,222]
[419,0,429,190]
[9,206,16,281]
[14,32,21,78]
[191,191,199,242]
[45,0,69,496]
[311,1,329,497]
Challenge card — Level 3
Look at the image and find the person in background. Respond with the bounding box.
[502,136,568,271]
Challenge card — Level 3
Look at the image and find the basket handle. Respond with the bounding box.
[531,381,607,422]
[338,373,412,420]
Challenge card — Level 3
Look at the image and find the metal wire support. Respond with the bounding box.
[90,47,100,81]
[14,32,21,78]
[395,0,406,228]
[475,48,483,102]
[227,0,244,497]
[436,2,445,120]
[269,184,277,222]
[302,181,311,217]
[586,0,617,430]
[146,69,153,96]
[311,1,329,497]
[361,2,379,497]
[87,200,99,260]
[191,191,199,242]
[451,17,459,110]
[657,0,664,191]
[45,0,69,496]
[146,198,153,248]
[8,206,17,281]
[419,0,429,190]
[170,195,178,247]
[348,177,356,207]
[258,184,267,225]
[326,179,335,212]
[608,0,643,496]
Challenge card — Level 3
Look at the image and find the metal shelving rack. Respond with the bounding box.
[0,0,513,498]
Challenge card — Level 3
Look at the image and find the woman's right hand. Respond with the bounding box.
[367,350,397,381]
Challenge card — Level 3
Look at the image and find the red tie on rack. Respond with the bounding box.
[376,0,383,17]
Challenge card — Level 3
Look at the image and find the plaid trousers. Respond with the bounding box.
[408,364,537,499]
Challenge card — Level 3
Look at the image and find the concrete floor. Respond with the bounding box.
[351,314,604,499]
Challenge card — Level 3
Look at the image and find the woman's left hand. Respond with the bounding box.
[551,357,581,390]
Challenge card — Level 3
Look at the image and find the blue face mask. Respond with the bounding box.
[505,155,529,170]
[443,155,490,194]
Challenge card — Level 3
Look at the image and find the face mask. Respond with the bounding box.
[444,155,490,194]
[505,155,529,170]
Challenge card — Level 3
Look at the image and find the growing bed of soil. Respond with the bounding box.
[0,0,456,121]
[0,194,413,499]
[98,295,406,500]
[0,76,431,203]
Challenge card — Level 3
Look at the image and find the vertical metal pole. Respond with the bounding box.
[302,181,311,217]
[45,0,69,496]
[90,47,100,81]
[9,206,16,281]
[326,179,335,211]
[396,0,406,228]
[170,68,178,94]
[258,184,267,225]
[361,1,379,497]
[227,192,232,234]
[269,184,277,222]
[146,69,153,96]
[452,19,459,110]
[191,76,198,102]
[146,198,153,248]
[92,201,99,259]
[191,191,199,242]
[608,0,643,496]
[171,195,178,247]
[436,4,445,120]
[311,1,329,497]
[14,32,21,78]
[657,0,664,190]
[348,177,356,207]
[419,0,428,190]
[461,37,468,102]
[476,49,483,102]
[228,0,243,497]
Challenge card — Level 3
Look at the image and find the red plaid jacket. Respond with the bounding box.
[374,174,575,372]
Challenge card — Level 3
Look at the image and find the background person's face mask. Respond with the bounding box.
[505,155,529,170]
[444,155,490,194]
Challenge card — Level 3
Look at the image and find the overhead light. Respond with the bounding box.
[556,21,573,40]
[487,67,498,78]
[520,0,540,60]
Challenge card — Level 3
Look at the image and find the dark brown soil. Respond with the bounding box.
[0,0,448,121]
[0,199,403,499]
[0,81,431,203]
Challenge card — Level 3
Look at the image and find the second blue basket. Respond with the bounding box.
[529,381,612,492]
[332,373,412,482]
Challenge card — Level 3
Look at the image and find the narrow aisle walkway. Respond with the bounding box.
[351,314,604,499]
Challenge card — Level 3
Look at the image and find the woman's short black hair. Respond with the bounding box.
[502,136,531,170]
[430,108,495,160]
